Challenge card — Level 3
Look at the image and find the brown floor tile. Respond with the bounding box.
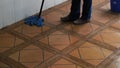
[0,32,24,53]
[70,42,113,66]
[14,23,50,37]
[100,28,120,48]
[0,62,10,68]
[0,33,15,48]
[63,24,72,31]
[59,3,71,14]
[111,20,120,29]
[9,51,20,62]
[9,45,41,62]
[100,3,110,11]
[72,23,99,36]
[39,31,79,50]
[21,63,39,68]
[69,35,79,44]
[43,11,64,25]
[0,0,120,68]
[20,48,49,62]
[92,10,113,24]
[49,59,83,68]
[92,0,105,7]
[86,60,103,66]
[107,57,120,68]
[64,23,99,36]
[14,37,24,47]
[107,63,116,68]
[9,45,54,68]
[0,48,10,53]
[92,34,103,42]
[23,44,40,50]
[49,35,70,45]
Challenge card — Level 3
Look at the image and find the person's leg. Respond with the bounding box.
[81,0,92,20]
[69,0,81,19]
[61,0,81,22]
[73,0,92,25]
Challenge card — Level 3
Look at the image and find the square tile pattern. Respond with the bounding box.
[0,0,120,68]
[39,31,79,50]
[48,59,83,68]
[70,42,113,66]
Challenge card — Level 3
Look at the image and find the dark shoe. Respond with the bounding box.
[73,18,90,25]
[61,16,78,22]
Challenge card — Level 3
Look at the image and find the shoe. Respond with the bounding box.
[73,18,90,25]
[61,15,78,22]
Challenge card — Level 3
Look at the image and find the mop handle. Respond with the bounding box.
[38,0,45,17]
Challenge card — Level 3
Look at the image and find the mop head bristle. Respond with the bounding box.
[24,16,44,26]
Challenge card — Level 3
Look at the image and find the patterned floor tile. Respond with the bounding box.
[9,51,19,62]
[14,23,50,37]
[48,59,83,68]
[93,28,120,48]
[70,42,113,66]
[0,48,10,53]
[64,23,99,36]
[111,20,120,29]
[43,11,64,25]
[92,10,113,24]
[0,32,24,53]
[107,64,116,68]
[92,0,105,6]
[39,31,79,50]
[0,61,10,68]
[100,3,110,11]
[9,44,54,68]
[107,56,120,68]
[0,0,120,68]
[59,3,71,14]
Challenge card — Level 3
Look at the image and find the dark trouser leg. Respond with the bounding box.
[81,0,92,20]
[69,0,81,19]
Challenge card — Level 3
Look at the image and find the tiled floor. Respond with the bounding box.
[0,0,120,68]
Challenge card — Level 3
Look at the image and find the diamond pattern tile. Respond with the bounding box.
[48,59,83,68]
[0,62,10,68]
[107,63,116,68]
[72,23,99,36]
[10,51,19,62]
[92,0,105,6]
[93,28,120,48]
[111,20,120,29]
[20,50,43,65]
[100,3,110,11]
[39,31,78,50]
[107,57,120,68]
[0,32,24,52]
[0,33,15,48]
[0,0,120,68]
[59,3,71,14]
[0,48,9,53]
[92,10,112,24]
[70,42,113,66]
[10,45,54,68]
[43,11,63,25]
[14,24,50,37]
[92,34,103,42]
[63,23,99,36]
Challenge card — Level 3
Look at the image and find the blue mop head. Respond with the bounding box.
[24,16,44,26]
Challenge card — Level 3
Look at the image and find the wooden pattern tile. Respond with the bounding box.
[0,0,120,68]
[70,42,113,66]
[49,59,83,68]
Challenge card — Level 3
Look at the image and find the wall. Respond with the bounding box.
[0,0,67,29]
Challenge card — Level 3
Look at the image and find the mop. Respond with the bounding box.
[24,0,45,26]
